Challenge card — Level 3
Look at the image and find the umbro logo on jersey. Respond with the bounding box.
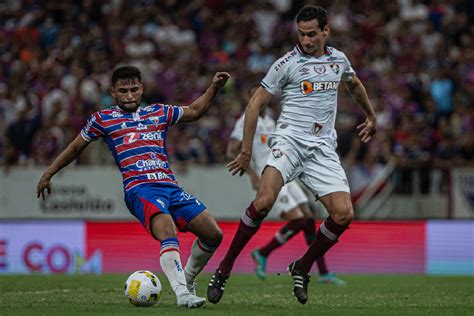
[300,81,339,95]
[121,122,127,129]
[299,67,311,75]
[330,63,340,74]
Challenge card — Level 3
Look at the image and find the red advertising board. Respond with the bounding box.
[86,221,425,274]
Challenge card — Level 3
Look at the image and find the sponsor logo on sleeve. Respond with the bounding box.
[272,148,282,158]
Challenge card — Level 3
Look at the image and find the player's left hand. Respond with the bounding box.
[211,72,230,89]
[357,118,376,143]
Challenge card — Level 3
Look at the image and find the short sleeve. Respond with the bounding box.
[164,104,184,126]
[341,53,356,82]
[81,113,105,142]
[260,57,289,95]
[229,115,245,141]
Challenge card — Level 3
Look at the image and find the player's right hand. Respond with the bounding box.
[36,173,53,200]
[226,151,251,176]
[211,72,230,89]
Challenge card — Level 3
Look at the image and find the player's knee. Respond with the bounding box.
[253,195,276,216]
[150,215,177,240]
[332,204,353,226]
[153,226,177,241]
[206,227,223,247]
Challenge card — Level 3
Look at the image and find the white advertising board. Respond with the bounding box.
[451,168,474,218]
[0,221,100,274]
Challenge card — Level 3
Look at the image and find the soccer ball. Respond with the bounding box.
[124,270,162,307]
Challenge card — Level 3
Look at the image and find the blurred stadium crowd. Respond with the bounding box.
[0,0,472,194]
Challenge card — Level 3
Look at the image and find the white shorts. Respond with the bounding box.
[266,135,350,197]
[272,181,309,215]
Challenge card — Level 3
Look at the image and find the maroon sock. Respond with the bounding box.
[260,218,307,257]
[303,218,316,245]
[296,217,348,274]
[219,202,266,276]
[316,257,329,275]
[304,219,329,274]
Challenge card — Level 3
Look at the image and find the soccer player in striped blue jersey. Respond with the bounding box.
[37,66,230,308]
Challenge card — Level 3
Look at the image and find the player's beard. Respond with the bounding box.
[117,99,140,112]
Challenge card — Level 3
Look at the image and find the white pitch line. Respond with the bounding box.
[2,288,122,295]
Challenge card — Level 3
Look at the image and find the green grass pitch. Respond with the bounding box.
[0,274,472,315]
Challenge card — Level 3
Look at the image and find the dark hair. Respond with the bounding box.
[296,5,327,30]
[111,66,141,85]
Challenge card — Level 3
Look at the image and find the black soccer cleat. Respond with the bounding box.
[207,269,229,304]
[288,261,310,304]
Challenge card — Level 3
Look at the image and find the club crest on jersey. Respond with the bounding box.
[272,148,282,158]
[314,66,326,75]
[330,63,340,74]
[300,80,339,95]
[149,116,160,125]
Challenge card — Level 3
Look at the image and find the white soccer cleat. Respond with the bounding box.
[184,270,197,295]
[177,292,206,308]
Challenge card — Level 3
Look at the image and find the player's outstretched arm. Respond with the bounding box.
[180,72,230,123]
[36,134,90,200]
[344,75,377,143]
[227,87,272,176]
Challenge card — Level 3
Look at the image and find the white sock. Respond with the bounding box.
[184,239,217,285]
[159,238,188,297]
